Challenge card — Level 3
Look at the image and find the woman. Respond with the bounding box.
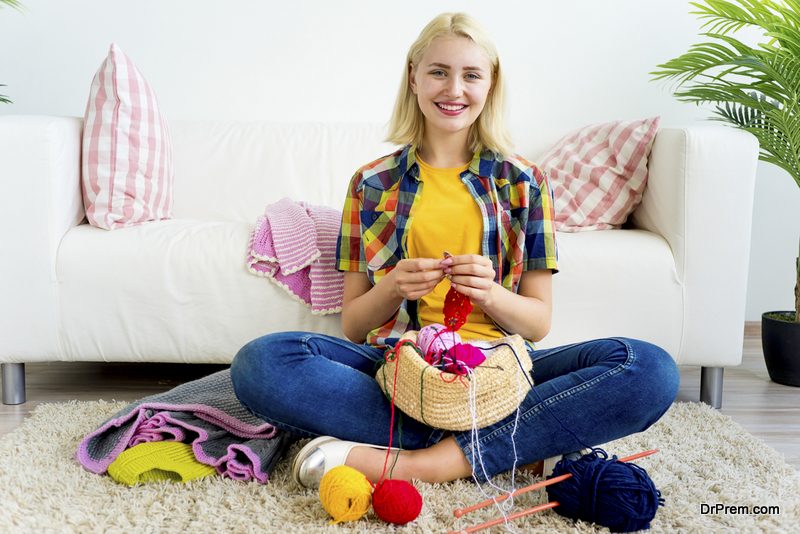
[231,12,679,489]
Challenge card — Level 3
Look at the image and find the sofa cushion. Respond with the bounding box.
[55,220,681,363]
[55,220,342,362]
[542,229,682,359]
[81,43,173,230]
[541,117,659,232]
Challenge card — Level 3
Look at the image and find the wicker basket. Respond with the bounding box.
[375,330,533,431]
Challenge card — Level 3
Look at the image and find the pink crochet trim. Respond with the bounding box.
[247,198,343,315]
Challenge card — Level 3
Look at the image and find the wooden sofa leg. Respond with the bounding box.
[1,363,26,405]
[700,366,724,409]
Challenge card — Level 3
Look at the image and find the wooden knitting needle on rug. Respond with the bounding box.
[449,449,659,533]
[450,502,561,534]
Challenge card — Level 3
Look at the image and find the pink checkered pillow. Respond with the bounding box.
[540,117,660,232]
[81,43,173,230]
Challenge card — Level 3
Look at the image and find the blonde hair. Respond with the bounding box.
[386,12,513,156]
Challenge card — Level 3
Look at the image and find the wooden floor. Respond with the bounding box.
[1,326,798,470]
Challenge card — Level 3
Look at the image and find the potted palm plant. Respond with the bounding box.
[652,0,799,386]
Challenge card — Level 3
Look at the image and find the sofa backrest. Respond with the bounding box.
[170,121,395,221]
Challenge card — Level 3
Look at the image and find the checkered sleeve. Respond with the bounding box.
[523,165,559,272]
[335,171,368,272]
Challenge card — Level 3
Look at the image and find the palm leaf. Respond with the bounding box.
[0,0,23,10]
[690,0,778,34]
[774,0,800,30]
[712,99,800,187]
[651,42,745,85]
[765,25,800,56]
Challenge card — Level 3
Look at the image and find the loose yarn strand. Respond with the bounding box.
[466,367,520,534]
[467,342,526,492]
[379,341,405,483]
[466,371,503,504]
[507,356,524,490]
[388,412,404,479]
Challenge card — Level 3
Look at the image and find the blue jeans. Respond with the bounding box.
[230,332,679,483]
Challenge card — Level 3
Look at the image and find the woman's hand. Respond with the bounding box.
[440,254,497,307]
[384,258,445,300]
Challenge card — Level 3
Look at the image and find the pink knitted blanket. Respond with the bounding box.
[247,198,344,315]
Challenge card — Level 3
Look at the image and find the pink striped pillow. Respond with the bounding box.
[540,117,659,232]
[81,43,173,230]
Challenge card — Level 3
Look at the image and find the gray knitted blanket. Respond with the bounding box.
[76,369,294,483]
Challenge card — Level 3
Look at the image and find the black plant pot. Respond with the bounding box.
[762,311,800,387]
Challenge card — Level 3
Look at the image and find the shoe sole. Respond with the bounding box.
[544,448,591,477]
[291,435,338,487]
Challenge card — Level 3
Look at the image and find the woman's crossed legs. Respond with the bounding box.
[230,332,679,484]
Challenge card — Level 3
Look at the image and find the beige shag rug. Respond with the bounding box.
[0,401,798,533]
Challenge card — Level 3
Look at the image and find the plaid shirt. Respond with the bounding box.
[336,144,558,348]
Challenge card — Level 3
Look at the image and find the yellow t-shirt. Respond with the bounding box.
[407,157,504,341]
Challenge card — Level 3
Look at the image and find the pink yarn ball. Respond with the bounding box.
[417,324,461,364]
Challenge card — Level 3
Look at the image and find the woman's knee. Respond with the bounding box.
[230,332,300,407]
[232,333,274,380]
[620,337,680,416]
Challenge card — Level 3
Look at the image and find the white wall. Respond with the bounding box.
[1,0,797,320]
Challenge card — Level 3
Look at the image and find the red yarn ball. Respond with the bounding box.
[372,479,422,525]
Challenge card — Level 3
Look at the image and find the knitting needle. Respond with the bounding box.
[452,449,659,518]
[448,502,560,534]
[443,251,452,280]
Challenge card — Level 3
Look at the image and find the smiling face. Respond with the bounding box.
[409,35,493,148]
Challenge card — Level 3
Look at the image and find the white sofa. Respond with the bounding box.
[0,115,759,408]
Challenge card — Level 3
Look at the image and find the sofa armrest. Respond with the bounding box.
[631,125,759,366]
[0,115,84,360]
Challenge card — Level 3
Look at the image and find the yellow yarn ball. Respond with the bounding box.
[319,465,373,524]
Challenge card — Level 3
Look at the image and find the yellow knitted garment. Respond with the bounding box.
[107,442,217,486]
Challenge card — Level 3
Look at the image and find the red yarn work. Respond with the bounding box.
[443,284,472,332]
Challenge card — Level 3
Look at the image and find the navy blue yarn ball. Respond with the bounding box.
[545,448,664,533]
